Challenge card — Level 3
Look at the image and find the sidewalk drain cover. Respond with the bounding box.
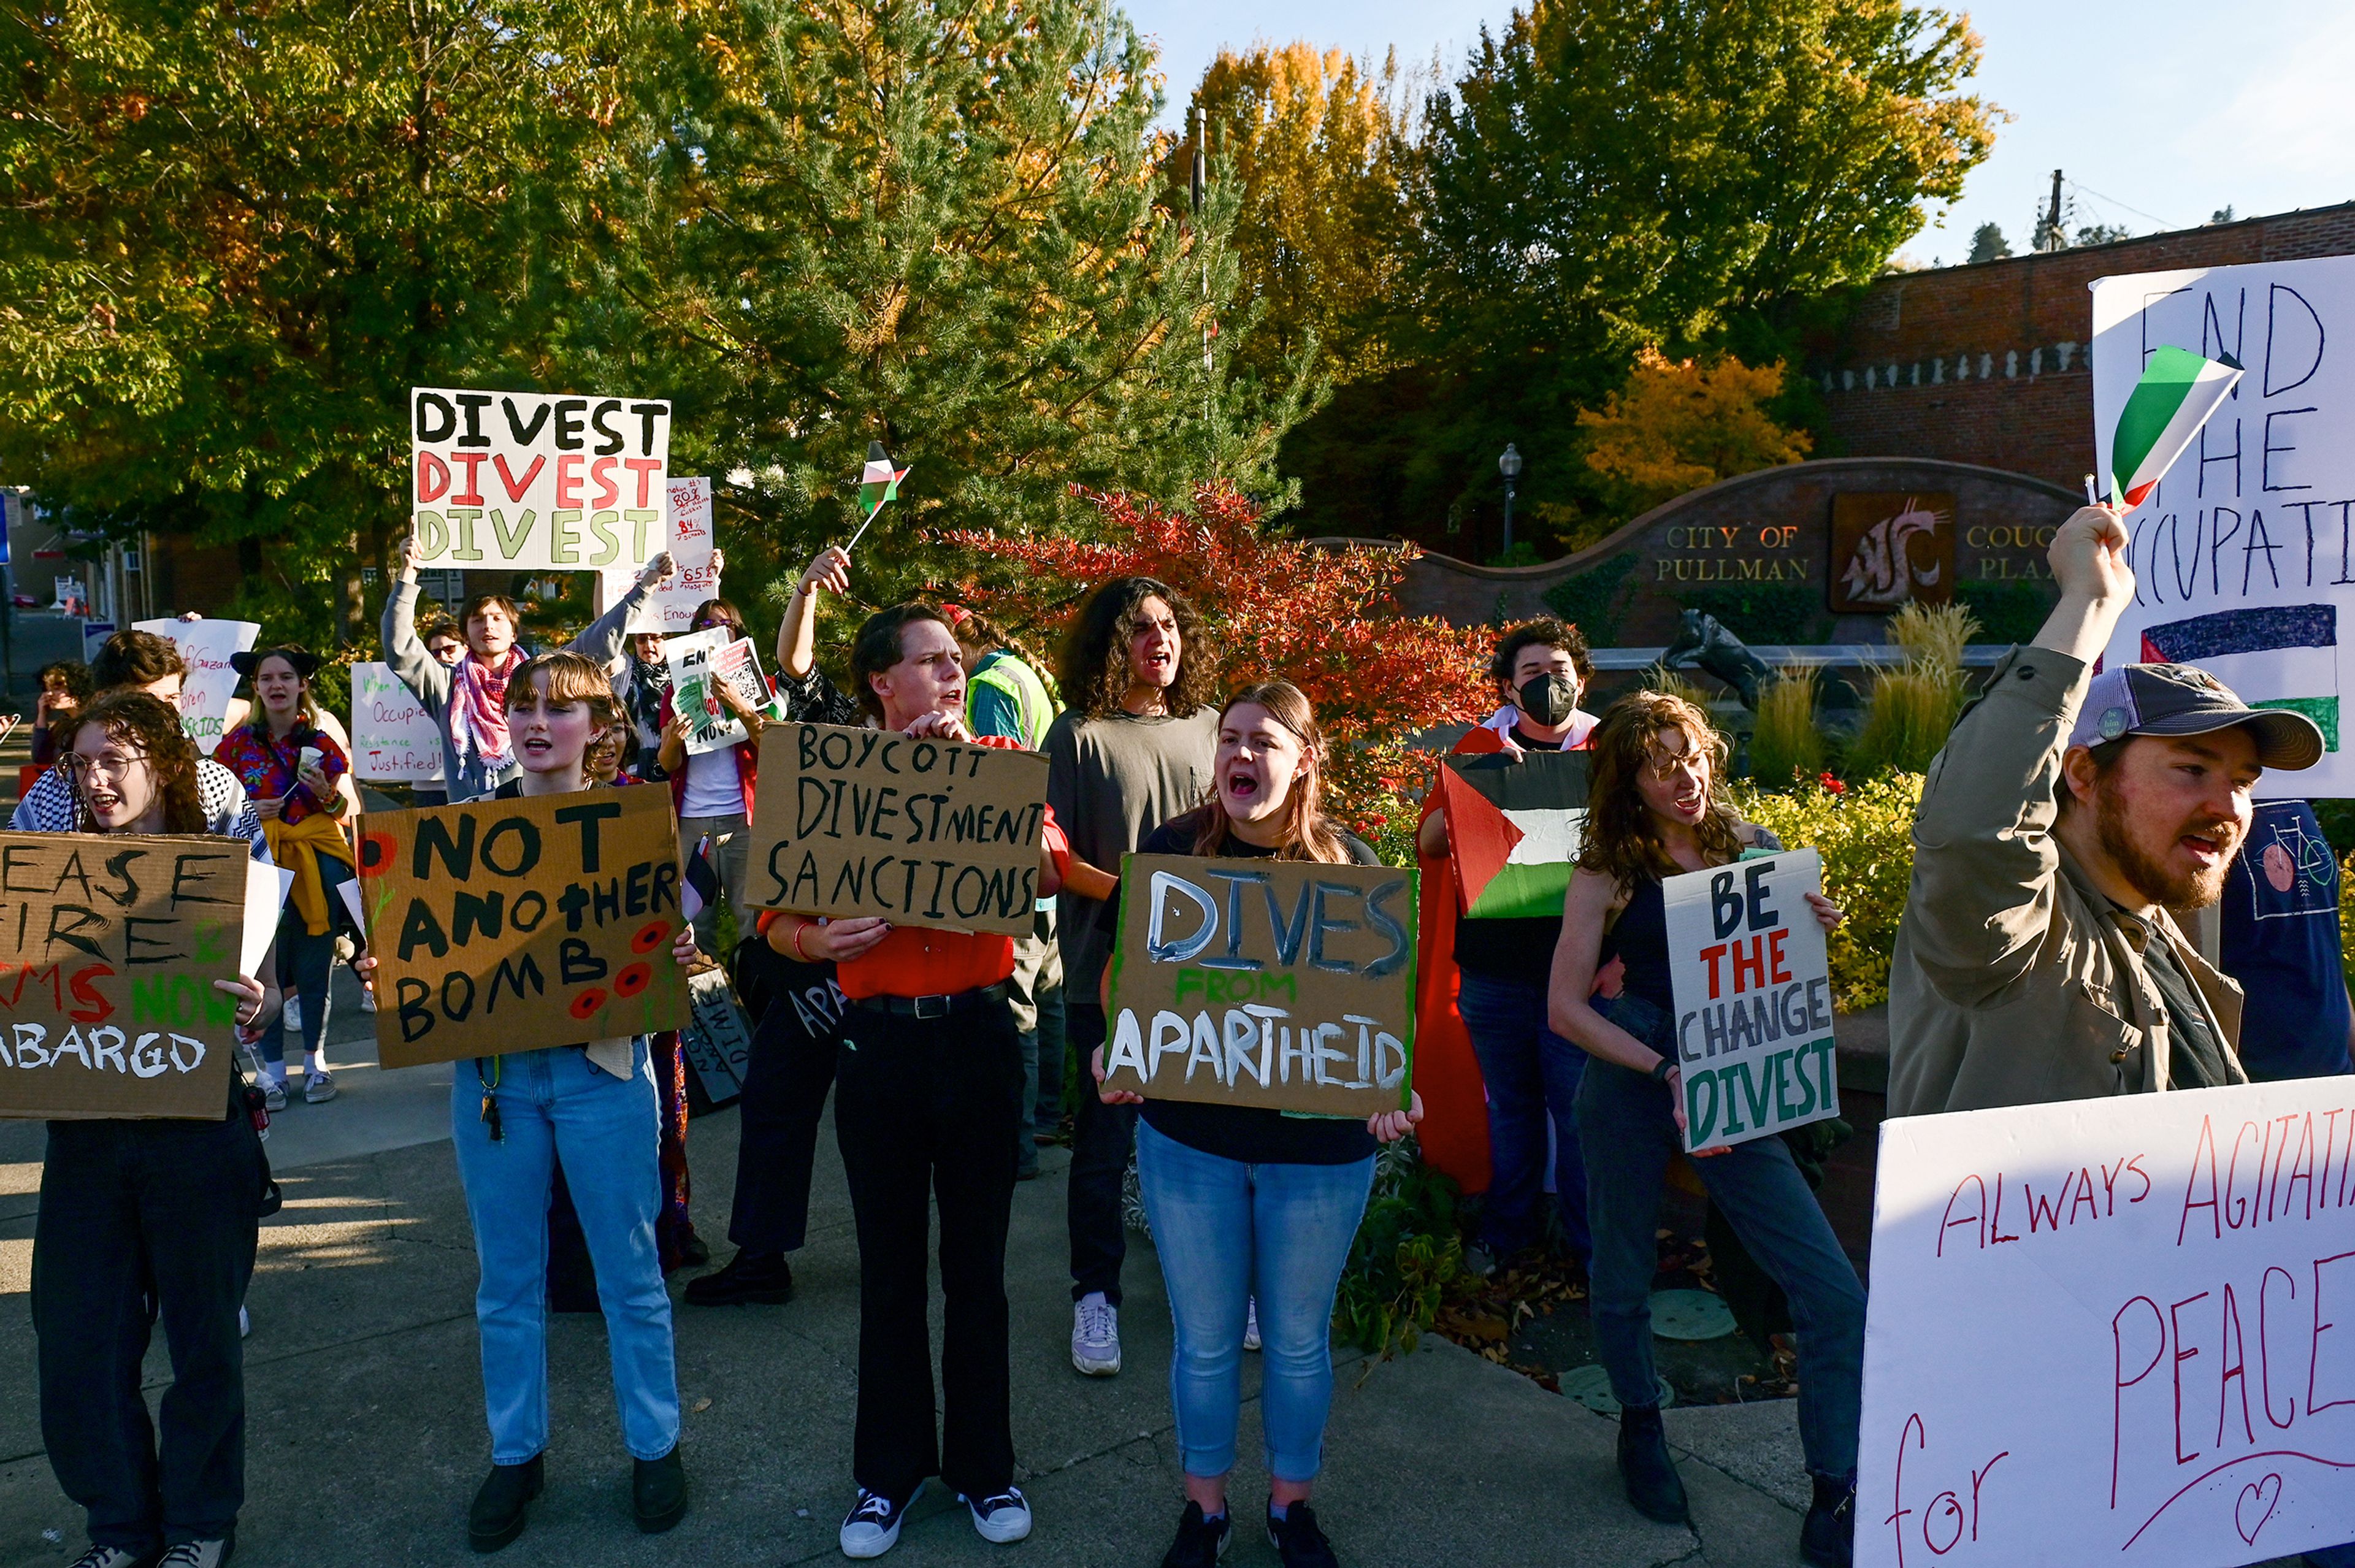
[1558,1366,1676,1413]
[1648,1288,1737,1340]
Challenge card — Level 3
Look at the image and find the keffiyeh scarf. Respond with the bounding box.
[450,647,524,774]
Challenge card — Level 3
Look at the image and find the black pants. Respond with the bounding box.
[730,1003,840,1255]
[1064,1001,1138,1305]
[34,1109,261,1553]
[834,997,1022,1502]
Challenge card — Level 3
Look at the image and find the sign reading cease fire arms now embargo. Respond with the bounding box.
[746,722,1049,937]
[409,388,672,575]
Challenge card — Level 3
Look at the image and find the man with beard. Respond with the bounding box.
[1888,505,2325,1115]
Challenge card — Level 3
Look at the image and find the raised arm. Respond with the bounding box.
[778,546,849,680]
[570,552,673,667]
[382,537,453,712]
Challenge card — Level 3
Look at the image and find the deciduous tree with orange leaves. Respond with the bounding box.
[1576,348,1813,521]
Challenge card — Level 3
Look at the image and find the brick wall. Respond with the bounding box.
[1812,202,2355,488]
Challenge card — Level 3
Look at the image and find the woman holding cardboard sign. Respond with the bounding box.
[1090,682,1424,1568]
[32,691,278,1568]
[1547,692,1864,1568]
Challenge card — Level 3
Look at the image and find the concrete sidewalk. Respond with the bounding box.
[0,971,1822,1568]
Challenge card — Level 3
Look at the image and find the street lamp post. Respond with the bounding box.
[1498,443,1523,558]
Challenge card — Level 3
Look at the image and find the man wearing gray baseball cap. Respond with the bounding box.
[1887,505,2326,1117]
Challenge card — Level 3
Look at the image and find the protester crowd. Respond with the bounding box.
[18,502,2355,1568]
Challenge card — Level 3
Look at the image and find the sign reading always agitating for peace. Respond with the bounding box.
[1856,1080,2355,1567]
[0,832,279,1119]
[746,722,1047,937]
[665,628,771,756]
[1661,848,1837,1153]
[133,618,258,744]
[410,388,672,575]
[602,475,719,635]
[2092,256,2355,796]
[358,786,690,1068]
[1101,856,1416,1117]
[350,661,445,784]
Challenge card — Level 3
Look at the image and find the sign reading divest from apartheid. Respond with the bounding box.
[133,617,259,744]
[1100,855,1417,1117]
[1856,1080,2355,1567]
[358,787,690,1068]
[746,722,1049,937]
[409,388,672,575]
[1440,750,1588,919]
[0,832,270,1119]
[2092,256,2355,797]
[1660,848,1837,1153]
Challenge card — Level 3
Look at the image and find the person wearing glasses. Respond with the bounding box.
[1546,690,1865,1568]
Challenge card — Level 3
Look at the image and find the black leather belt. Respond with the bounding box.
[849,981,1010,1020]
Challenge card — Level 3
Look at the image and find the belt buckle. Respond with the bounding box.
[913,993,951,1021]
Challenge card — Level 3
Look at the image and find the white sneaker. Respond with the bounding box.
[1071,1293,1121,1376]
[1244,1297,1262,1352]
[959,1486,1032,1543]
[282,996,302,1035]
[304,1069,337,1104]
[358,985,377,1014]
[156,1542,232,1567]
[840,1480,922,1558]
[261,1077,286,1113]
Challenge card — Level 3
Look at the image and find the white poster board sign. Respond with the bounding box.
[349,660,445,783]
[1858,1079,2355,1567]
[1660,847,1837,1152]
[2093,257,2355,797]
[132,616,259,745]
[600,475,718,635]
[409,388,672,575]
[665,629,769,755]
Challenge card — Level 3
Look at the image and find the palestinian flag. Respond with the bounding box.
[2111,345,2243,508]
[2141,603,2340,751]
[1438,749,1590,919]
[859,441,908,522]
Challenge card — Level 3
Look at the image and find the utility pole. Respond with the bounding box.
[2042,168,2066,252]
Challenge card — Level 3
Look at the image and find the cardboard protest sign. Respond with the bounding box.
[2092,256,2355,795]
[409,388,672,575]
[1100,855,1416,1116]
[134,618,259,745]
[1857,1080,2355,1567]
[602,475,719,635]
[746,722,1048,936]
[350,661,445,784]
[0,831,274,1119]
[1439,750,1588,919]
[664,629,771,755]
[1660,848,1837,1152]
[678,966,751,1107]
[357,786,691,1068]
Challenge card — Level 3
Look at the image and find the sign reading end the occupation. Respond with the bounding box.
[746,722,1049,937]
[1102,854,1417,1118]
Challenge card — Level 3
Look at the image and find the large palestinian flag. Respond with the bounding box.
[2110,345,2242,509]
[1438,750,1591,919]
[2142,603,2341,752]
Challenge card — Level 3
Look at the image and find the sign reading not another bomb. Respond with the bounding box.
[359,787,690,1068]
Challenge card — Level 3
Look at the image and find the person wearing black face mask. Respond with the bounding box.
[1415,620,1601,1270]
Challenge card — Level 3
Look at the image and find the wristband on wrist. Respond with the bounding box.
[1650,1056,1675,1084]
[791,920,812,962]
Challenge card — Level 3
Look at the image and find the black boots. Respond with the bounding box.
[1801,1471,1856,1567]
[1615,1405,1690,1524]
[468,1455,544,1553]
[684,1250,795,1306]
[634,1447,689,1534]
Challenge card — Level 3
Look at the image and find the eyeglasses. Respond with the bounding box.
[67,749,147,782]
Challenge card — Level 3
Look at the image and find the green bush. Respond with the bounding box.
[1848,602,1975,776]
[1953,579,2053,647]
[1332,1138,1468,1360]
[1747,666,1823,784]
[1542,554,1637,647]
[1730,771,1924,1012]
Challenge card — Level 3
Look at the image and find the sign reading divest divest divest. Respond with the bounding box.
[409,388,672,575]
[358,787,690,1068]
[745,722,1048,937]
[1100,855,1416,1117]
[1661,848,1837,1153]
[1857,1080,2355,1567]
[0,832,272,1119]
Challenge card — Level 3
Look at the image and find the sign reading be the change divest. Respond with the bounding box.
[358,787,690,1068]
[746,722,1049,937]
[1101,855,1416,1117]
[0,832,271,1119]
[410,388,672,575]
[1661,848,1837,1153]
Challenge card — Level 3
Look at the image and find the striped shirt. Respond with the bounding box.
[10,759,272,862]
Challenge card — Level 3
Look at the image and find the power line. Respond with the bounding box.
[2066,180,2180,232]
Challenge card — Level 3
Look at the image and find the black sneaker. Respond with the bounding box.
[1160,1501,1230,1567]
[1615,1405,1689,1524]
[1266,1501,1339,1568]
[634,1446,688,1534]
[684,1250,794,1306]
[67,1547,159,1568]
[468,1455,543,1553]
[1800,1471,1855,1567]
[840,1481,924,1558]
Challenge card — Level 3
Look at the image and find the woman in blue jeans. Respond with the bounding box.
[1549,690,1865,1568]
[1092,683,1423,1568]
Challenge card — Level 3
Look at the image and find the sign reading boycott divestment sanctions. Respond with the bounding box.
[358,787,691,1068]
[409,388,673,575]
[746,722,1049,937]
[1100,855,1416,1117]
[1857,1079,2355,1567]
[0,832,277,1119]
[1661,848,1837,1153]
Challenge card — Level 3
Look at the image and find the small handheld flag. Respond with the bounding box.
[2109,345,2243,509]
[846,440,909,551]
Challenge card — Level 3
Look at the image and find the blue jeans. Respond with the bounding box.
[1457,968,1591,1262]
[1136,1121,1376,1483]
[266,856,354,1071]
[450,1044,680,1464]
[1576,1055,1865,1477]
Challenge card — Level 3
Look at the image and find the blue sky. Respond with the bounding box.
[1124,0,2355,265]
